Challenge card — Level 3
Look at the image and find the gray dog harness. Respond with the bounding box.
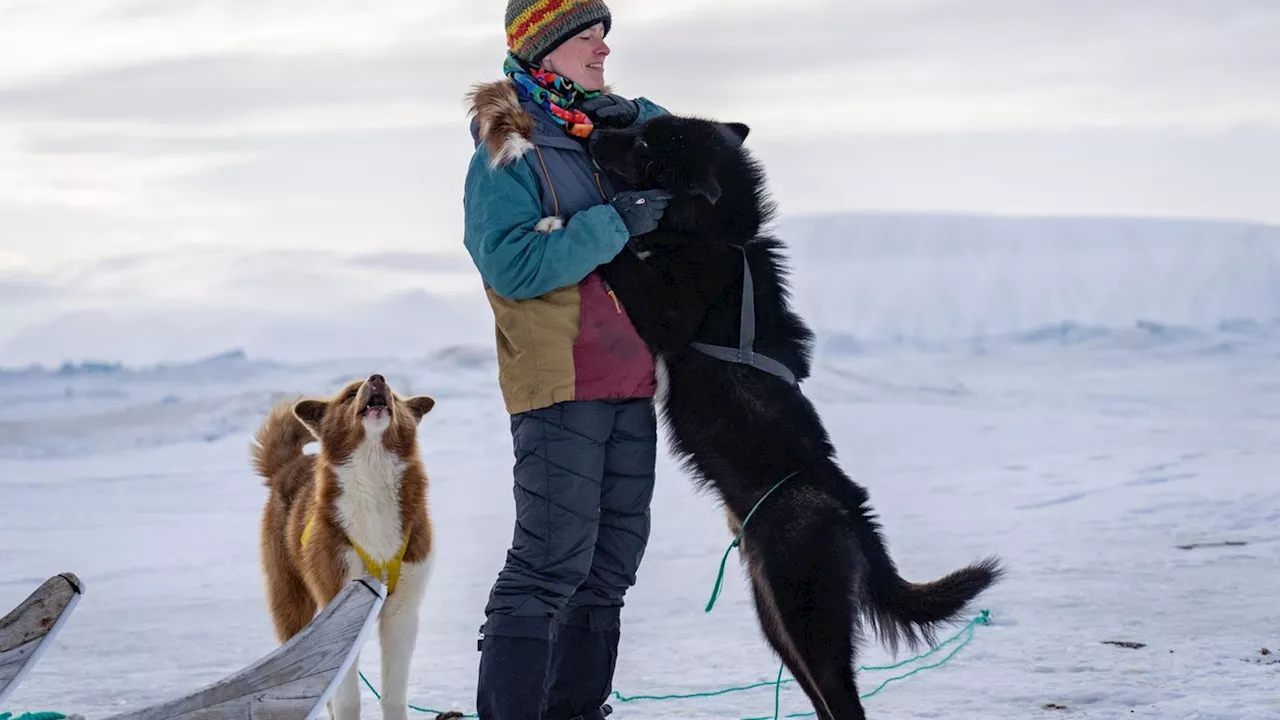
[690,246,799,387]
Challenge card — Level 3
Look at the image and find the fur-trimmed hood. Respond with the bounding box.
[466,79,618,169]
[466,81,535,168]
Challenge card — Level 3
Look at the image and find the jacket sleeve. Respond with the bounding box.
[633,97,668,124]
[462,144,631,301]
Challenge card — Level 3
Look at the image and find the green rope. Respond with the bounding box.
[353,457,991,719]
[706,470,800,612]
[358,670,476,719]
[359,609,993,719]
[601,610,992,720]
[772,662,785,719]
[0,712,69,720]
[610,678,786,703]
[737,610,992,720]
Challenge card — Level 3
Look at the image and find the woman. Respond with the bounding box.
[461,2,672,718]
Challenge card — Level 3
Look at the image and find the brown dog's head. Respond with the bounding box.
[292,373,434,459]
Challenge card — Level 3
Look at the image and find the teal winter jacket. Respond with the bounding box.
[462,80,667,415]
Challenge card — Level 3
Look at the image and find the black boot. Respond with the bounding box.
[476,619,555,720]
[544,607,621,720]
[564,705,612,720]
[561,705,612,720]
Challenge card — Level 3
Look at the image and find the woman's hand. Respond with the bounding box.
[579,93,639,128]
[611,190,672,236]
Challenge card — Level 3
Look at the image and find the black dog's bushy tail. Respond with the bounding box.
[840,482,1005,655]
[865,554,1004,654]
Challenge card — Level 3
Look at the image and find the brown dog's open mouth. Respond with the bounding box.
[360,392,390,419]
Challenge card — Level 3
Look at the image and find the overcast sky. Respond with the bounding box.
[1,0,1278,271]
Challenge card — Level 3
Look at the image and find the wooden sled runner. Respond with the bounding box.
[0,573,85,706]
[101,576,387,720]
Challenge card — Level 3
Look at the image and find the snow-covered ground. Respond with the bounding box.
[2,213,1279,718]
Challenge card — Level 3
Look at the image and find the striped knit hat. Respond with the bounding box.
[505,0,612,66]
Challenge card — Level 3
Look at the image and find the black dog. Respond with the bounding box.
[587,116,1004,719]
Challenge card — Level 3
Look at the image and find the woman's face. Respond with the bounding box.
[541,23,609,91]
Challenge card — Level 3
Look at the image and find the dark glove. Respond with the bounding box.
[579,93,640,129]
[610,190,672,236]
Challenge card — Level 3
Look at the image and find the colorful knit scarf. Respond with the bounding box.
[503,52,600,139]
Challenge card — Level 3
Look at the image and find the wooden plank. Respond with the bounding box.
[0,573,84,705]
[0,636,40,672]
[102,576,386,720]
[0,573,83,653]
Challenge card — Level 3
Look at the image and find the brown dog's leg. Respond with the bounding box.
[260,509,317,643]
[302,543,358,720]
[265,566,316,642]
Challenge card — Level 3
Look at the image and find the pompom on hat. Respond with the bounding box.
[505,0,612,66]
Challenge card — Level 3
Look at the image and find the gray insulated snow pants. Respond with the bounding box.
[481,398,657,639]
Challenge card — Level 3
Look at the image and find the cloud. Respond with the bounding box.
[0,3,492,227]
[0,131,250,212]
[5,0,1277,135]
[0,50,484,127]
[609,0,1280,134]
[0,244,493,366]
[0,0,487,88]
[0,275,60,303]
[747,125,1280,225]
[0,0,1279,271]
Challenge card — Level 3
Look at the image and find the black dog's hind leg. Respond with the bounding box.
[743,508,866,720]
[744,566,838,719]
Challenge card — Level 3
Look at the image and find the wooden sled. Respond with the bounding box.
[101,576,386,720]
[0,573,84,706]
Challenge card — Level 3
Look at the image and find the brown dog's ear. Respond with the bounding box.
[293,399,328,438]
[406,396,435,422]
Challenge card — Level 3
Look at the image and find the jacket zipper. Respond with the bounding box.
[594,171,622,313]
[601,278,623,314]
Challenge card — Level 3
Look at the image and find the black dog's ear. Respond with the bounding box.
[722,122,750,147]
[693,173,723,205]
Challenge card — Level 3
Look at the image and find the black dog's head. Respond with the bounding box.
[590,115,769,237]
[590,115,749,204]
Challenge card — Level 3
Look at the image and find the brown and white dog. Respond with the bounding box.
[251,373,437,720]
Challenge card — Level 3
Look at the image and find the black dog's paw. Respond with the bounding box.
[624,237,655,259]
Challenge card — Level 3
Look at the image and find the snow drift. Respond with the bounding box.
[2,212,1279,367]
[777,213,1280,346]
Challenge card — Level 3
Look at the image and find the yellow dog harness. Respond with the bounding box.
[301,517,410,594]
